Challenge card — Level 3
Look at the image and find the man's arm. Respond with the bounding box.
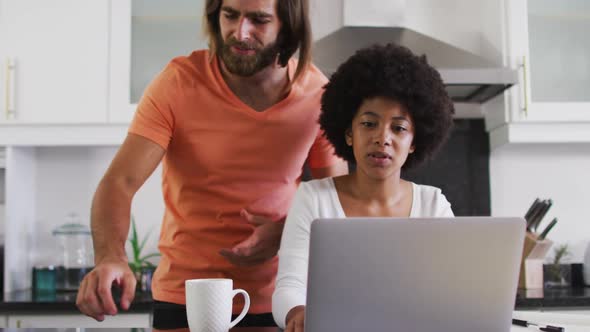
[309,159,349,179]
[77,133,165,321]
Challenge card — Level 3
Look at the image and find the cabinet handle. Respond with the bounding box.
[5,58,16,120]
[519,55,528,118]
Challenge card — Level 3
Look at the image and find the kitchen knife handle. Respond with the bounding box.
[532,199,553,232]
[524,198,541,225]
[526,199,545,231]
[538,218,558,240]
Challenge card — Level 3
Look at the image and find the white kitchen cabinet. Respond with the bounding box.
[0,0,110,124]
[486,0,590,149]
[0,315,6,328]
[7,313,150,328]
[502,0,590,123]
[109,0,207,123]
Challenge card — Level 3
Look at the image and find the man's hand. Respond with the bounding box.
[286,305,305,332]
[76,258,137,321]
[219,209,284,266]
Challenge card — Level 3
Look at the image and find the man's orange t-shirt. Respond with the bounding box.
[128,50,340,313]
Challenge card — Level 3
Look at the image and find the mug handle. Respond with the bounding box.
[229,288,250,329]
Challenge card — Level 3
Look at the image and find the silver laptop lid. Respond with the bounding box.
[305,217,525,332]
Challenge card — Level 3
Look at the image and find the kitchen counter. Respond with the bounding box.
[2,287,590,312]
[0,290,153,312]
[0,325,584,332]
[516,287,590,310]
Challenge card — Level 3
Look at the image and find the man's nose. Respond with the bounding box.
[235,18,254,41]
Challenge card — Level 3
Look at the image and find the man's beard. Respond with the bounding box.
[218,36,281,77]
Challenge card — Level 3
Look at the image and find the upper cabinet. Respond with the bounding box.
[486,0,590,149]
[109,0,207,123]
[504,0,590,123]
[0,0,110,124]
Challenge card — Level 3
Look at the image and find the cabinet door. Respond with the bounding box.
[0,0,109,124]
[109,0,207,123]
[506,0,590,122]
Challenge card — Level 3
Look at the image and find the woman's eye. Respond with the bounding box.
[223,13,238,20]
[360,121,376,128]
[393,126,407,132]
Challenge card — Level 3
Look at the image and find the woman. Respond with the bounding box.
[272,43,455,331]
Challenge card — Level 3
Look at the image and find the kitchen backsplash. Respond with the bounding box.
[403,119,490,216]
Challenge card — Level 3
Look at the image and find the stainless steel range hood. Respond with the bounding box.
[313,26,518,103]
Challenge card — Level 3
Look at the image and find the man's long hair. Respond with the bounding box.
[203,0,312,84]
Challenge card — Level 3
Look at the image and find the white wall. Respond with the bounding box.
[31,146,163,268]
[490,144,590,262]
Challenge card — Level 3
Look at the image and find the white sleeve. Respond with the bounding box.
[272,182,318,329]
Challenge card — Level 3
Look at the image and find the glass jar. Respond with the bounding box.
[52,213,94,291]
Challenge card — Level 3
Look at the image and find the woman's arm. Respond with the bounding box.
[272,182,318,328]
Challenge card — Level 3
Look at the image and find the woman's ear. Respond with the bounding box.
[409,145,415,154]
[345,128,353,146]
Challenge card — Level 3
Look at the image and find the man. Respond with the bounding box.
[76,0,347,328]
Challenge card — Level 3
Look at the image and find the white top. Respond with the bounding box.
[272,177,454,328]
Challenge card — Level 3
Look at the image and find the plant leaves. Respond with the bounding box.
[138,229,152,255]
[128,215,161,270]
[140,253,161,261]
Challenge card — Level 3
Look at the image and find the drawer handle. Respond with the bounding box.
[520,55,528,118]
[5,58,16,120]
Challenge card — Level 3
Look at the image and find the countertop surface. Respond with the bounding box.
[2,287,590,312]
[0,290,153,312]
[516,287,590,309]
[0,326,584,332]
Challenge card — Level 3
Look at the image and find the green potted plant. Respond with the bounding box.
[128,215,160,292]
[544,244,571,288]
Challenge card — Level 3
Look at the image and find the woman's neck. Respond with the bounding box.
[349,171,405,205]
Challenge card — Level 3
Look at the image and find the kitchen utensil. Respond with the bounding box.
[530,199,553,232]
[538,217,558,240]
[524,198,541,225]
[525,199,544,231]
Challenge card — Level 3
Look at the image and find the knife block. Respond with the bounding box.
[518,232,553,289]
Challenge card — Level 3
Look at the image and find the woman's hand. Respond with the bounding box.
[286,305,305,332]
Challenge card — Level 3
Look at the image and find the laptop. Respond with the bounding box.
[304,217,525,332]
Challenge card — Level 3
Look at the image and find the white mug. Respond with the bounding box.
[185,278,250,332]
